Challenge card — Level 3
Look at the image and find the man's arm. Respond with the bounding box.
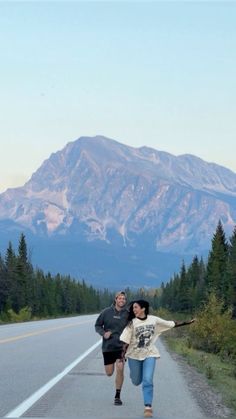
[95,312,105,336]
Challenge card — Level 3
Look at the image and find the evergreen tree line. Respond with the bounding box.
[1,220,236,324]
[0,234,114,321]
[159,221,236,317]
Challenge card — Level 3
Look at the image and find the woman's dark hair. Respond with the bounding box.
[128,299,150,321]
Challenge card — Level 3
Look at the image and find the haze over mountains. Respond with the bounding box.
[0,136,236,288]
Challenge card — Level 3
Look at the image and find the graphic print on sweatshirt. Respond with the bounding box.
[135,324,155,348]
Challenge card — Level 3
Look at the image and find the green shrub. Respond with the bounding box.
[189,293,235,358]
[7,306,32,322]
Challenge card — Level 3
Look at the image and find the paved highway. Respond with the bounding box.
[1,315,207,418]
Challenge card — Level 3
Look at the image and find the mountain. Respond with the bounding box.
[0,135,236,288]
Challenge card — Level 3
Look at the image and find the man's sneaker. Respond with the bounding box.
[144,406,153,417]
[114,397,123,405]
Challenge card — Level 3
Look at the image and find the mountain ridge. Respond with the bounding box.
[0,135,235,288]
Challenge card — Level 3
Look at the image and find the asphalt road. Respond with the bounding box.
[1,315,208,419]
[0,315,99,417]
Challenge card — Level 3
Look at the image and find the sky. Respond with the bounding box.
[1,1,236,193]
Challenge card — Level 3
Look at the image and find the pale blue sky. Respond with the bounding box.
[1,1,236,193]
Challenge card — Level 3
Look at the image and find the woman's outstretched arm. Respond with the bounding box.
[174,318,196,328]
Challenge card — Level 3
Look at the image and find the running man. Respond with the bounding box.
[95,291,129,406]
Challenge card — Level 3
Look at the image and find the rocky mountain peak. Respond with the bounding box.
[0,135,236,258]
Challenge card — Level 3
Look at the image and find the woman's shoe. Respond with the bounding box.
[144,406,153,417]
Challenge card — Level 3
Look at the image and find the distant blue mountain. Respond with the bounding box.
[0,135,236,288]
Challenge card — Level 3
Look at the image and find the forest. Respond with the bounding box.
[0,233,114,321]
[159,220,236,316]
[1,220,236,361]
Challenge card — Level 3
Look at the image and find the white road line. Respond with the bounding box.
[5,339,102,418]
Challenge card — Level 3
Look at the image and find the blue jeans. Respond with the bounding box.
[128,357,156,406]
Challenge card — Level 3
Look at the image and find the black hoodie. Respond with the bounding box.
[95,304,129,352]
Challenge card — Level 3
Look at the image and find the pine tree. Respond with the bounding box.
[228,226,236,316]
[188,256,206,310]
[206,220,229,301]
[5,241,18,311]
[177,261,191,312]
[16,233,33,309]
[0,254,7,312]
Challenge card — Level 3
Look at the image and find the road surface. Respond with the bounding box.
[1,315,211,418]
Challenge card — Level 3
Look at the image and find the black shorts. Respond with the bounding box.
[103,350,122,365]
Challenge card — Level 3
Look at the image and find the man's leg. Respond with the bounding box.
[103,351,124,405]
[115,359,125,390]
[104,363,115,376]
[113,359,125,405]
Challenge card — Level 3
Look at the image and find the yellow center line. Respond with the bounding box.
[0,319,93,344]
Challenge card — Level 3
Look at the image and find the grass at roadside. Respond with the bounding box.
[164,332,236,414]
